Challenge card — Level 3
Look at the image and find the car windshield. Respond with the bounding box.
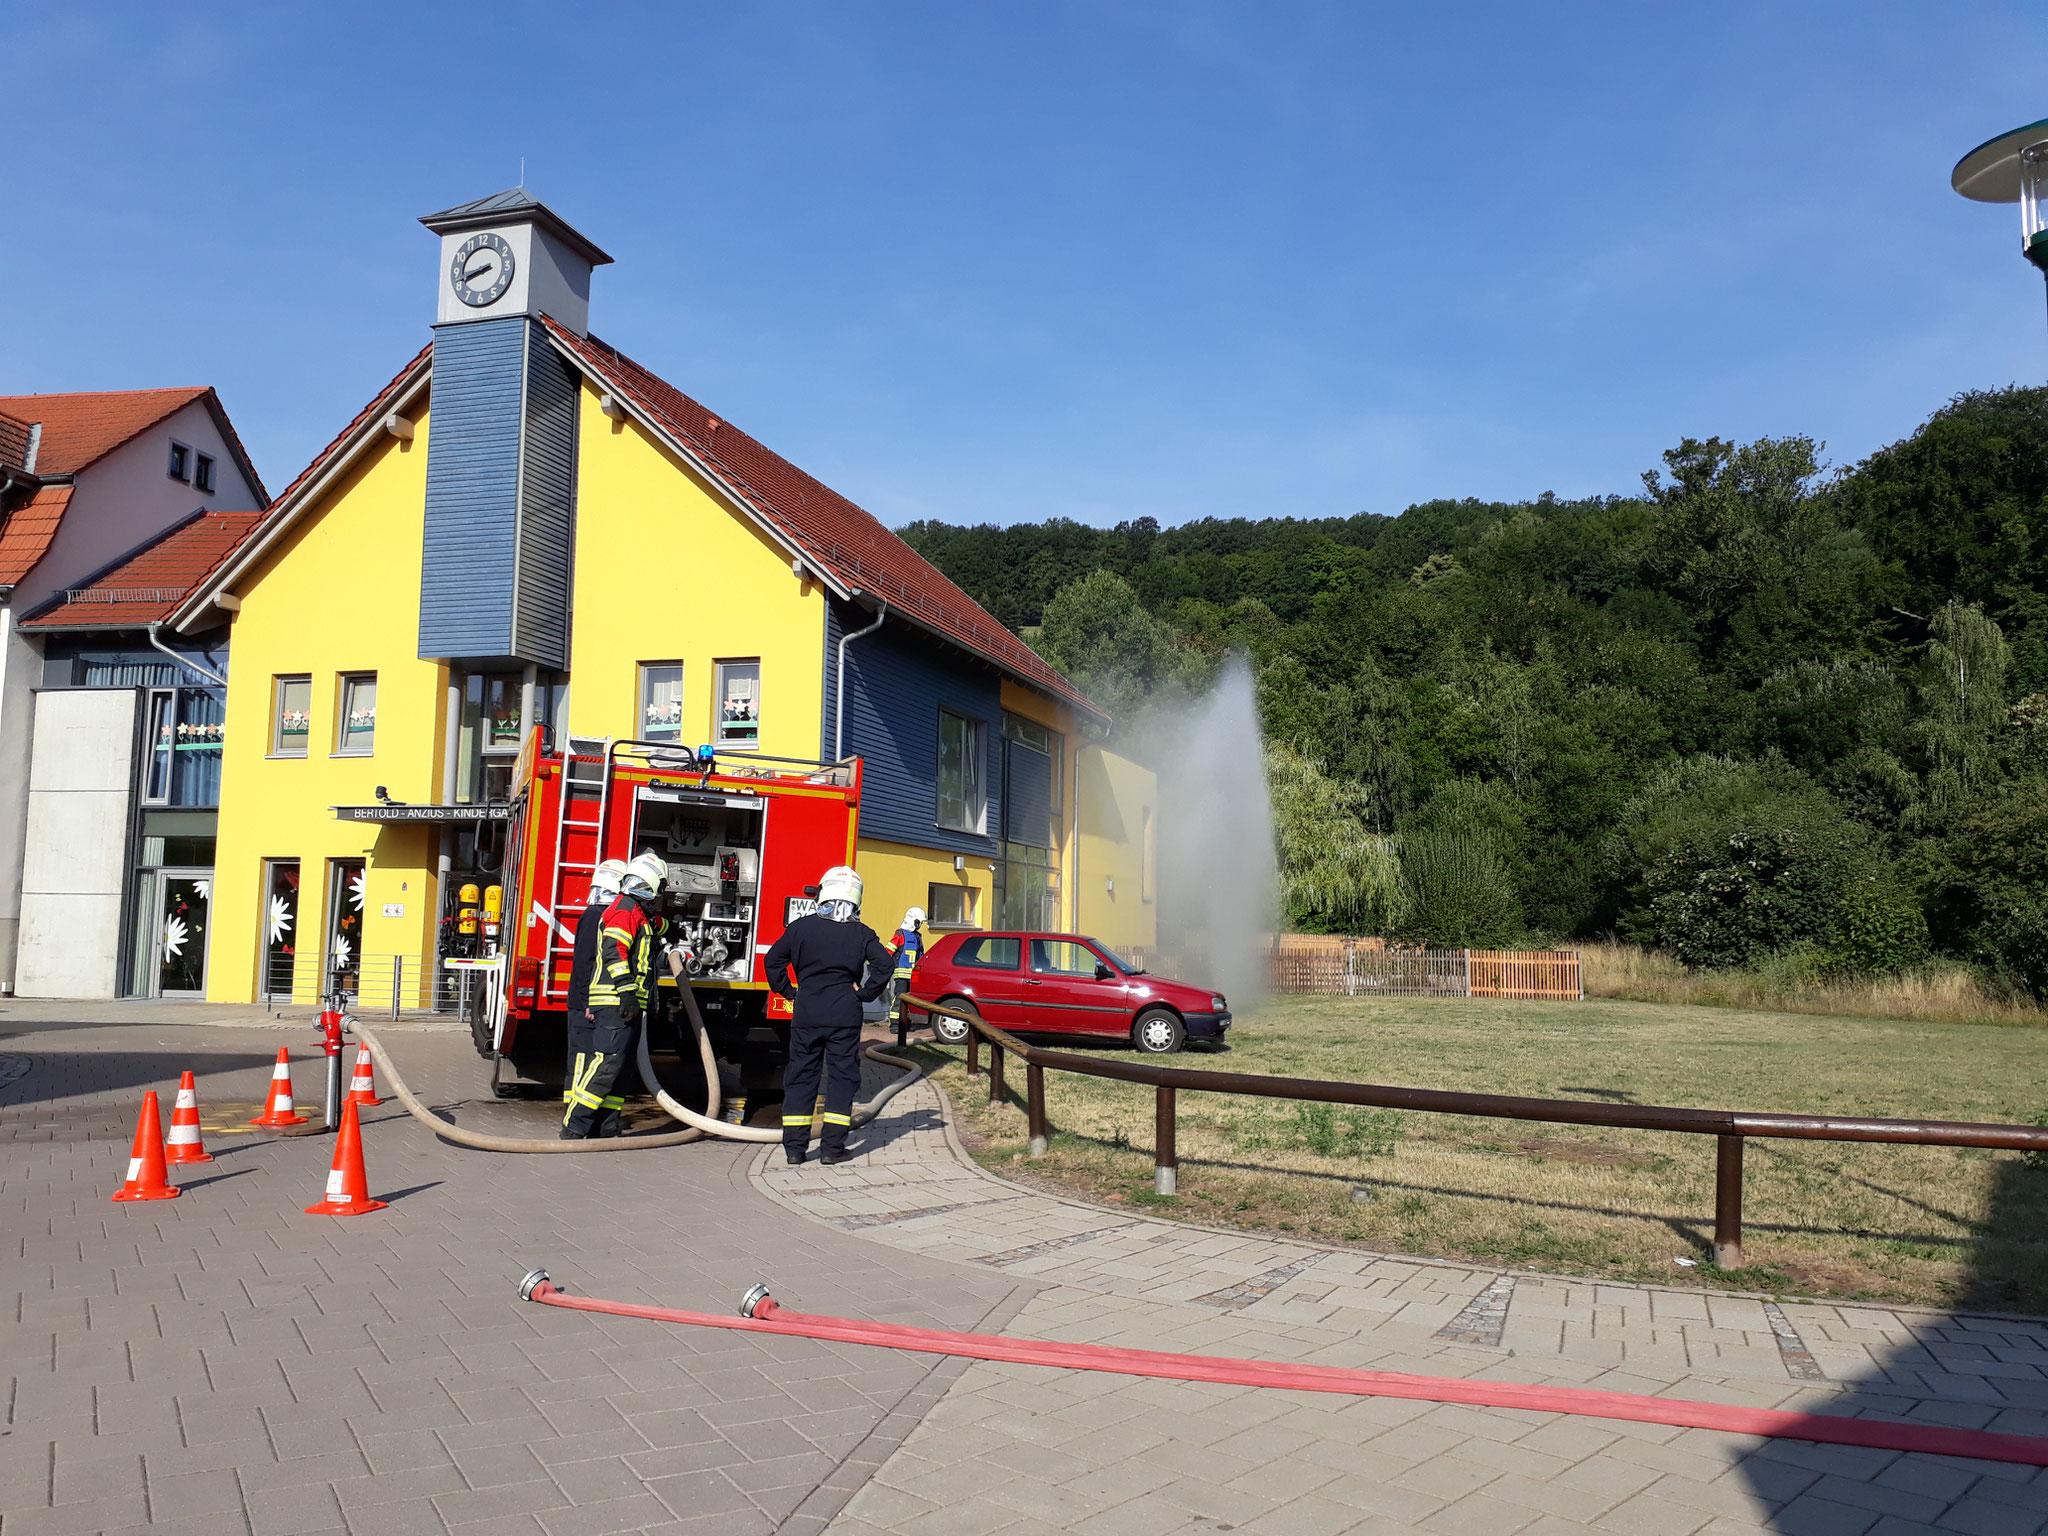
[1089,940,1143,975]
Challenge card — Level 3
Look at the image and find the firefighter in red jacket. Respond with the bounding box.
[564,852,667,1139]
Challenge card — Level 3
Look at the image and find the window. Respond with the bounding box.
[936,709,986,833]
[336,674,377,755]
[927,884,977,928]
[272,676,311,756]
[953,935,1020,970]
[261,859,300,1003]
[145,691,175,803]
[715,659,760,747]
[640,662,683,742]
[1004,713,1064,817]
[167,441,190,482]
[194,453,215,493]
[1032,939,1100,977]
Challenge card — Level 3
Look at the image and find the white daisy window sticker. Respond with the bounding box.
[163,914,189,959]
[348,869,367,910]
[330,934,352,968]
[192,879,210,902]
[267,894,294,944]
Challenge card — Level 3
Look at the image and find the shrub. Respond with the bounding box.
[1392,828,1523,947]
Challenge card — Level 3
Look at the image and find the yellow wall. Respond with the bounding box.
[209,404,447,1004]
[567,383,826,753]
[1074,744,1157,953]
[857,836,991,937]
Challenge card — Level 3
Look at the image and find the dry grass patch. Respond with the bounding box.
[910,992,2048,1311]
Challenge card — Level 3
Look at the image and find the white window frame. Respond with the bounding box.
[271,675,311,758]
[714,658,761,749]
[639,662,684,743]
[335,673,377,757]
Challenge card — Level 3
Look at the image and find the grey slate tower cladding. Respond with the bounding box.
[418,316,579,669]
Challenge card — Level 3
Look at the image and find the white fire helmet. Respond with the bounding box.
[817,865,863,921]
[622,852,669,901]
[590,859,629,902]
[903,907,927,930]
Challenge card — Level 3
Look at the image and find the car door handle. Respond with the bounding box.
[1025,979,1043,986]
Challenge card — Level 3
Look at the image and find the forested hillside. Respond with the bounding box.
[901,387,2048,993]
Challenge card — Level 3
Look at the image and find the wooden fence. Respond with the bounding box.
[1266,939,1582,1000]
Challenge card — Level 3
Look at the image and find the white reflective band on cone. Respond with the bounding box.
[169,1126,198,1144]
[175,1090,196,1108]
[125,1159,142,1181]
[326,1170,345,1196]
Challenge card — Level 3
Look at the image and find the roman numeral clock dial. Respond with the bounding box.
[450,231,516,307]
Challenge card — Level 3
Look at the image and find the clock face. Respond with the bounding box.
[450,232,516,307]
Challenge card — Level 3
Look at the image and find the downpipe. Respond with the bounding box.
[514,1271,2048,1470]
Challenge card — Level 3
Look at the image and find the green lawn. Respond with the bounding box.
[913,993,2048,1311]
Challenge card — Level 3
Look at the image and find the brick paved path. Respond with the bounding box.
[751,1074,2048,1536]
[10,1003,2048,1536]
[0,1005,1020,1536]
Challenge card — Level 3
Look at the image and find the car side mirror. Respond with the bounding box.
[1094,962,1115,980]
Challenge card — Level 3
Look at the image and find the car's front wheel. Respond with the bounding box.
[932,997,980,1045]
[1131,1008,1185,1055]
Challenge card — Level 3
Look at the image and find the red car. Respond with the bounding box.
[913,932,1231,1054]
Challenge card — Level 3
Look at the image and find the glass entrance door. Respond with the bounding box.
[135,870,211,997]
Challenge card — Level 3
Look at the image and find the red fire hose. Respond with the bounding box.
[514,1270,2048,1467]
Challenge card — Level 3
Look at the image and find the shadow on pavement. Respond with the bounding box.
[1733,1153,2048,1532]
[0,1049,283,1109]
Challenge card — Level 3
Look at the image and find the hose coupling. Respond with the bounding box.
[738,1283,773,1319]
[518,1268,552,1302]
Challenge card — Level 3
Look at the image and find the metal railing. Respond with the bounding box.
[261,953,449,1016]
[907,994,2048,1269]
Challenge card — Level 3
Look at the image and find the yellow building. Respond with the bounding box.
[166,190,1156,1011]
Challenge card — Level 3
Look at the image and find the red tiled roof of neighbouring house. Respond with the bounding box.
[22,507,267,629]
[0,385,267,501]
[0,409,32,472]
[0,484,74,587]
[542,319,1104,721]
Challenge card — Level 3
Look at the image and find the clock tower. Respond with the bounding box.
[414,190,613,673]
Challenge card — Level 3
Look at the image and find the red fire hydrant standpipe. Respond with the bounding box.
[515,1270,2048,1468]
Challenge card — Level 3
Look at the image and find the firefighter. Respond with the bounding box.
[886,906,927,1045]
[764,865,894,1165]
[562,859,629,1125]
[564,852,668,1139]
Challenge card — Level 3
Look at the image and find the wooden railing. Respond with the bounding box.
[907,993,2048,1271]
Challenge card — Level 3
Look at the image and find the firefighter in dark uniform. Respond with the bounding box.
[564,852,668,1139]
[764,864,893,1165]
[562,858,628,1126]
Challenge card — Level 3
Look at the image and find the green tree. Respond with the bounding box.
[1036,570,1206,724]
[1264,743,1402,934]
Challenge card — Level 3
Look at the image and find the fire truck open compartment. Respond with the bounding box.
[487,737,862,1124]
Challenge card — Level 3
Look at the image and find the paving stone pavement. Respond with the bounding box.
[11,1000,2048,1536]
[0,1004,1025,1536]
[749,1067,2048,1535]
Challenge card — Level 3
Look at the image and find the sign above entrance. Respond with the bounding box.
[332,804,514,823]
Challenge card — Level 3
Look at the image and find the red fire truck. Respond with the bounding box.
[478,733,861,1114]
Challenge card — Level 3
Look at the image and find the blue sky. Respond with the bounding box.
[3,1,2044,528]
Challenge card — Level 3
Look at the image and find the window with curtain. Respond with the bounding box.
[937,709,985,833]
[715,659,760,747]
[337,674,377,755]
[640,663,683,742]
[272,676,311,756]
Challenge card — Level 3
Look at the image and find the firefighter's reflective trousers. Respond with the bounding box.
[781,1019,861,1155]
[564,1005,638,1138]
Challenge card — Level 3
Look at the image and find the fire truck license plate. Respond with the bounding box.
[784,897,818,922]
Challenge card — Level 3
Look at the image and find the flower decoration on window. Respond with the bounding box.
[175,721,225,748]
[488,705,522,744]
[348,870,366,910]
[267,894,294,944]
[645,699,684,728]
[163,914,189,959]
[346,706,376,731]
[193,880,211,902]
[330,934,352,968]
[278,711,310,734]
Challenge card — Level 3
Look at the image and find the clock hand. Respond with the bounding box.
[463,262,496,283]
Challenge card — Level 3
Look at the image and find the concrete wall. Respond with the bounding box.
[16,689,137,999]
[0,611,40,991]
[15,398,264,614]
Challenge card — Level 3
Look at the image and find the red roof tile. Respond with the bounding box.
[0,387,208,475]
[542,320,1102,721]
[0,484,73,586]
[22,507,265,628]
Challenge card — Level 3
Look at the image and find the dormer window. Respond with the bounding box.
[194,453,215,494]
[167,442,190,482]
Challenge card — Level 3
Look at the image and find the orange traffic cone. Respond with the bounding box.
[250,1048,308,1128]
[344,1043,381,1107]
[111,1091,182,1202]
[304,1099,386,1216]
[165,1071,214,1165]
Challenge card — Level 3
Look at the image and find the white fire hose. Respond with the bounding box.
[352,962,924,1153]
